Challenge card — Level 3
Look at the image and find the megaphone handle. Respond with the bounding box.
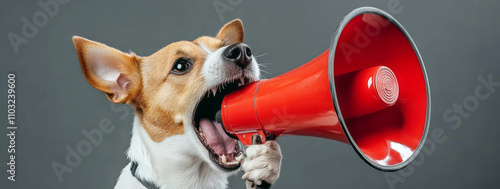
[237,130,267,146]
[245,134,274,189]
[256,181,272,189]
[246,180,272,189]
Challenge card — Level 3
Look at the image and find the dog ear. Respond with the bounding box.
[217,19,244,46]
[72,36,141,104]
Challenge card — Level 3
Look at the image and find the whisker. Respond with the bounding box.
[254,53,268,58]
[259,74,268,79]
[260,70,272,75]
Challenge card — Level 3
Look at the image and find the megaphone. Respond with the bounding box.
[220,7,430,171]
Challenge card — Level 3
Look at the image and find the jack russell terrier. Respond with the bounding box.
[72,19,282,189]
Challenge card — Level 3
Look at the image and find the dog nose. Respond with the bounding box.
[223,43,252,68]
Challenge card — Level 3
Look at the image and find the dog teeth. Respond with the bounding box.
[198,127,204,138]
[235,154,243,162]
[239,77,245,86]
[211,87,217,96]
[221,155,227,164]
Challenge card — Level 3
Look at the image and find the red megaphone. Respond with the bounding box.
[220,7,430,171]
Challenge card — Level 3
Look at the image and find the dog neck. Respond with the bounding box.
[122,114,232,189]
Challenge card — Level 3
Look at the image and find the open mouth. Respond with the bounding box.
[193,76,252,171]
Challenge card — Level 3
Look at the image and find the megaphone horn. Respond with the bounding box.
[219,7,430,171]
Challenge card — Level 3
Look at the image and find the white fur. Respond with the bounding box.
[241,141,282,186]
[114,44,279,189]
[115,116,233,189]
[202,46,260,89]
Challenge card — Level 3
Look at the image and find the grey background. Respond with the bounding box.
[1,0,500,188]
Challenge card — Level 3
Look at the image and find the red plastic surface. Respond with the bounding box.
[333,13,427,166]
[336,66,399,119]
[222,51,348,145]
[235,130,267,146]
[221,81,262,134]
[255,51,347,142]
[221,12,428,168]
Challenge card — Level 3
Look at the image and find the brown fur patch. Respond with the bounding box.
[216,19,245,45]
[73,36,142,104]
[74,19,245,142]
[136,38,224,142]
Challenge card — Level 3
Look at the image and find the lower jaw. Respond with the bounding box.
[192,78,252,171]
[213,159,241,172]
[192,129,240,171]
[208,145,242,171]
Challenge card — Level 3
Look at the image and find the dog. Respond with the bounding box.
[72,19,282,189]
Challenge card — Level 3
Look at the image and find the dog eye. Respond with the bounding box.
[171,58,192,74]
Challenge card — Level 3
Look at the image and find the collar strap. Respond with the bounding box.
[130,161,161,189]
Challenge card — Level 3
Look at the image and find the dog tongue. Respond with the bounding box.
[199,118,237,155]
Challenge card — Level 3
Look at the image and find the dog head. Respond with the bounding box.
[73,19,259,172]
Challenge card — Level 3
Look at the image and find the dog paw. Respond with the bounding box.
[241,136,282,187]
